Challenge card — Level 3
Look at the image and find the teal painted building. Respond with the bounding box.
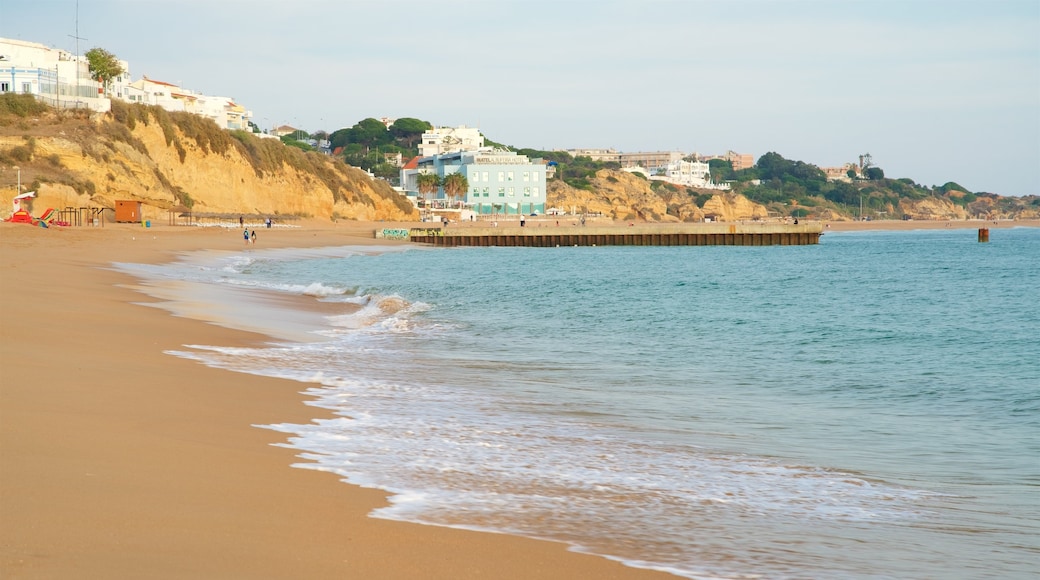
[404,149,547,216]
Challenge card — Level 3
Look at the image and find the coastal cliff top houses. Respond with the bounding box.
[562,148,751,190]
[1,37,253,131]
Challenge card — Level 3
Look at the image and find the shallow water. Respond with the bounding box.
[116,228,1040,579]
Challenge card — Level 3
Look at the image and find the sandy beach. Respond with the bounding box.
[2,217,1036,579]
[0,220,674,579]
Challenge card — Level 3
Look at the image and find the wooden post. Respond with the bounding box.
[978,228,989,243]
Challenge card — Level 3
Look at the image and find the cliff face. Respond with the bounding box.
[1,107,418,222]
[899,197,967,221]
[547,169,768,222]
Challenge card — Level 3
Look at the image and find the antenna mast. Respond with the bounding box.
[67,0,88,106]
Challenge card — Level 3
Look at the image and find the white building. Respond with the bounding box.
[0,37,109,112]
[651,159,729,190]
[419,125,485,157]
[1,37,252,130]
[127,76,251,130]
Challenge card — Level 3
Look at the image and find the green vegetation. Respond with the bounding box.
[85,47,125,96]
[416,173,441,207]
[329,117,432,181]
[442,172,469,207]
[0,93,51,118]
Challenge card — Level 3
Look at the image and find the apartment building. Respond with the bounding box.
[0,37,108,111]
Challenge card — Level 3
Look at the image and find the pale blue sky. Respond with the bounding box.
[3,0,1038,195]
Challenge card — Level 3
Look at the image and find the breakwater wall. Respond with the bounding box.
[403,223,823,247]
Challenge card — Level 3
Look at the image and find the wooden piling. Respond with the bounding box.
[978,228,989,243]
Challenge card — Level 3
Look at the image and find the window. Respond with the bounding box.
[482,172,489,182]
[482,187,489,195]
[523,172,529,182]
[471,172,479,183]
[472,187,480,195]
[1,82,10,92]
[524,187,531,197]
[532,171,539,181]
[533,187,539,197]
[497,172,504,182]
[498,187,506,197]
[507,171,514,181]
[22,82,31,94]
[507,187,514,197]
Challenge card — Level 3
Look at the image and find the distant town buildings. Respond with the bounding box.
[696,150,755,172]
[561,147,751,189]
[821,163,860,183]
[1,37,252,131]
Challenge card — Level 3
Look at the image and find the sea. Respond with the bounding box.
[115,227,1040,580]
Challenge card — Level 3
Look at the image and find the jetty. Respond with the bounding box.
[393,222,823,247]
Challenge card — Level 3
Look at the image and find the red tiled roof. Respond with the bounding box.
[332,146,344,156]
[143,76,179,87]
[402,156,420,170]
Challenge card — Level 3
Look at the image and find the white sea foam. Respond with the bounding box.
[131,232,1040,580]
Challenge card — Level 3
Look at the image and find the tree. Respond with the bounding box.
[442,172,469,208]
[416,173,441,213]
[707,159,735,182]
[864,167,885,180]
[371,163,399,183]
[85,47,125,96]
[353,118,391,147]
[389,118,432,148]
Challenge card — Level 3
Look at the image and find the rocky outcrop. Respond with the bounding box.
[547,169,767,222]
[701,192,769,221]
[900,197,967,221]
[1,107,418,223]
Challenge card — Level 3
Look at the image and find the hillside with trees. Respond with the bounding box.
[273,114,1037,221]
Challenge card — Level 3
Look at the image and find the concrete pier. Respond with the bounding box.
[404,223,823,247]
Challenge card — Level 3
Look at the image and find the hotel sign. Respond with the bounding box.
[475,156,528,165]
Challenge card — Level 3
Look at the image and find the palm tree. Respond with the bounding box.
[442,172,469,209]
[416,173,441,220]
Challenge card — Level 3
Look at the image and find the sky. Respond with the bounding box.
[2,0,1038,196]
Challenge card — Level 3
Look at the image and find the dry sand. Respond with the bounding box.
[0,220,672,580]
[2,217,1036,579]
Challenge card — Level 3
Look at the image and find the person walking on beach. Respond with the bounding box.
[243,228,250,245]
[250,230,257,245]
[239,216,244,227]
[520,215,526,227]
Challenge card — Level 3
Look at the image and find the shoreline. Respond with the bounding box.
[2,217,1037,578]
[0,221,673,579]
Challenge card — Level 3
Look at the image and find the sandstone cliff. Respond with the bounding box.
[899,197,967,221]
[547,169,769,222]
[1,103,418,223]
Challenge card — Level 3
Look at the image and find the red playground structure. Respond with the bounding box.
[4,192,70,227]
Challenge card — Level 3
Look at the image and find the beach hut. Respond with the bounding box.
[114,200,143,223]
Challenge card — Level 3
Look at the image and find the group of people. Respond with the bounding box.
[239,215,273,246]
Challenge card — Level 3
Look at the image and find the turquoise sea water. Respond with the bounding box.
[117,227,1040,579]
